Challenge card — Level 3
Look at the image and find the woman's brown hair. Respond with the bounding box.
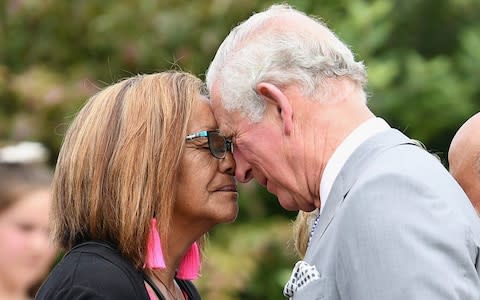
[292,210,318,258]
[52,71,204,268]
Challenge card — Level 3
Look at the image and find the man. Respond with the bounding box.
[449,112,480,214]
[206,4,480,299]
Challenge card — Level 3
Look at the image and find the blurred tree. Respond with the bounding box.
[1,0,479,298]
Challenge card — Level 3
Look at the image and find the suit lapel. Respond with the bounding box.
[309,129,416,245]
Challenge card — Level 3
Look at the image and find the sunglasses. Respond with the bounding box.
[185,130,233,159]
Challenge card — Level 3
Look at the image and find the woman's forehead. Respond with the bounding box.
[188,97,217,131]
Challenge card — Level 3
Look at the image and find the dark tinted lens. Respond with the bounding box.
[208,131,226,158]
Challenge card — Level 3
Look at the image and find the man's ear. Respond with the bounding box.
[256,82,293,135]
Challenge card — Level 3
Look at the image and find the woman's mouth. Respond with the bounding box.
[216,184,238,192]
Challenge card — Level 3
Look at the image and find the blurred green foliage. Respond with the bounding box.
[1,0,480,298]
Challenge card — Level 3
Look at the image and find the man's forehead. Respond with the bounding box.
[211,99,250,139]
[215,110,239,137]
[209,81,252,137]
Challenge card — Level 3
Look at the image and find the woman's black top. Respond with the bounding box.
[35,241,201,300]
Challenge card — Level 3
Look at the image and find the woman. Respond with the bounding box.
[0,143,57,300]
[36,72,238,300]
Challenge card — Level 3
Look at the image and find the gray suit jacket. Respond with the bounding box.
[286,129,480,299]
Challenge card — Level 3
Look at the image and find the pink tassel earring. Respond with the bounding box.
[144,218,166,269]
[176,242,201,280]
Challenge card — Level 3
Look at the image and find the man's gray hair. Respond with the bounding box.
[206,4,367,122]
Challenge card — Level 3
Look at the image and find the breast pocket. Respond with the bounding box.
[292,276,335,300]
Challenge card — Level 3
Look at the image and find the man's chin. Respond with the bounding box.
[278,196,316,212]
[300,204,317,212]
[278,196,300,211]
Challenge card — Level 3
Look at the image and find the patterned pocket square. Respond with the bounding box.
[283,260,321,298]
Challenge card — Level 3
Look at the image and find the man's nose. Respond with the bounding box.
[233,150,253,183]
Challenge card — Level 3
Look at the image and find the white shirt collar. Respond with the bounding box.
[319,117,391,214]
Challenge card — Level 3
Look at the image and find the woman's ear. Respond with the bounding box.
[256,82,293,135]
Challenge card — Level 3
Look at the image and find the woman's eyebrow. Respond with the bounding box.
[191,126,216,131]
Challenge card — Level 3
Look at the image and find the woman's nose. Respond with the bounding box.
[219,150,236,176]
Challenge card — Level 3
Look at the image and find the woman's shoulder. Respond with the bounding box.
[176,278,202,300]
[36,241,149,300]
